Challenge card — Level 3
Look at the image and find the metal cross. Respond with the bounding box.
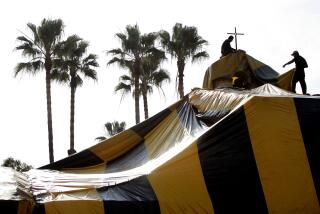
[227,27,244,50]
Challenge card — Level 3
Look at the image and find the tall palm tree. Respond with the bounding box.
[107,24,162,124]
[15,18,65,163]
[114,59,170,120]
[159,23,209,99]
[52,35,99,156]
[96,121,126,141]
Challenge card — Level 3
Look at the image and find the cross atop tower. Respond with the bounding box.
[227,27,244,50]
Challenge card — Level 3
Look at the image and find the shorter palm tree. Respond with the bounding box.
[96,121,126,141]
[52,35,99,155]
[140,55,170,119]
[114,61,170,120]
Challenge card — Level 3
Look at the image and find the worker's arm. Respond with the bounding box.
[283,59,294,68]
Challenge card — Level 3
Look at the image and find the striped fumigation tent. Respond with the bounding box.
[2,84,320,214]
[202,51,294,91]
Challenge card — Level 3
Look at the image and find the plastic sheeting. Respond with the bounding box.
[0,167,24,201]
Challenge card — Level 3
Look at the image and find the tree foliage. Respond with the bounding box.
[159,23,209,98]
[96,121,126,141]
[2,157,33,172]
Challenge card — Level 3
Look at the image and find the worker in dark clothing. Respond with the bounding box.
[221,36,236,57]
[283,50,308,94]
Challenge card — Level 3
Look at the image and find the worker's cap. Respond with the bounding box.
[291,50,299,56]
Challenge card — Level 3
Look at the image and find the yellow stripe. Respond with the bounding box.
[244,97,319,213]
[17,200,33,214]
[44,189,104,214]
[148,143,214,214]
[45,200,104,214]
[276,69,295,91]
[90,129,142,161]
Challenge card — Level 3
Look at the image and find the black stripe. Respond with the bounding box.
[197,107,268,214]
[39,149,104,170]
[0,200,19,214]
[105,141,148,173]
[32,203,45,214]
[294,97,320,202]
[97,176,160,214]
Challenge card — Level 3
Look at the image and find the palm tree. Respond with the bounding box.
[15,18,64,163]
[114,58,170,120]
[107,24,162,124]
[159,23,209,99]
[96,121,126,141]
[52,35,99,156]
[140,55,170,119]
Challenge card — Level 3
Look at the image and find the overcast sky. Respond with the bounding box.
[0,0,319,167]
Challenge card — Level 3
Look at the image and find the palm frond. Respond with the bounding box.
[51,69,69,83]
[152,69,170,85]
[74,75,83,88]
[65,34,82,44]
[191,51,209,63]
[107,57,132,70]
[115,82,132,102]
[74,41,89,57]
[26,23,40,44]
[52,58,68,71]
[115,33,127,43]
[115,82,131,93]
[124,25,141,52]
[38,18,64,53]
[103,121,126,137]
[159,30,170,49]
[82,68,97,81]
[15,43,41,57]
[107,48,126,56]
[119,74,132,82]
[141,32,158,48]
[83,54,98,65]
[16,36,33,45]
[14,61,43,76]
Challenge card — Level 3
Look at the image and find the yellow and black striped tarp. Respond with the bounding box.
[2,84,320,214]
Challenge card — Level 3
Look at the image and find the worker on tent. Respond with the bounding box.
[283,50,308,94]
[221,36,236,57]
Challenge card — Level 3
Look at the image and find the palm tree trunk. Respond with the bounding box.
[68,79,76,156]
[142,80,149,120]
[45,59,54,163]
[177,59,185,99]
[133,63,140,124]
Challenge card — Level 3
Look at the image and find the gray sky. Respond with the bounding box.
[0,0,319,167]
